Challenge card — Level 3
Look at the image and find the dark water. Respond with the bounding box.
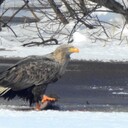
[1,59,128,111]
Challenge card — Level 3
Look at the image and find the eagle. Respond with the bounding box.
[0,44,79,110]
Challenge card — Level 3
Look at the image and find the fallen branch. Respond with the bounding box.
[22,38,58,47]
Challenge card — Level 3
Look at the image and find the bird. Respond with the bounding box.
[0,44,79,110]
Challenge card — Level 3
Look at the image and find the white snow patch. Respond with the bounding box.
[0,110,128,128]
[112,92,128,95]
[1,22,128,62]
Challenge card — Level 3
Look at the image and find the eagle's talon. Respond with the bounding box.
[42,95,57,103]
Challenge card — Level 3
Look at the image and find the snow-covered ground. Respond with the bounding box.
[1,0,128,62]
[0,110,128,128]
[1,22,128,62]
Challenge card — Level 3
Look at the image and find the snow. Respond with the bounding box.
[0,4,128,61]
[1,24,128,62]
[0,110,128,128]
[112,92,128,95]
[0,0,128,62]
[0,18,128,62]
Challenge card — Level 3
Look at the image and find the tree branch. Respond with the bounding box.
[0,0,5,5]
[23,0,40,21]
[48,0,69,24]
[90,0,128,21]
[2,0,29,27]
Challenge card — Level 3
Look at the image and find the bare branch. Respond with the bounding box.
[0,0,5,5]
[95,15,109,37]
[90,0,128,21]
[35,22,44,41]
[0,20,17,37]
[23,0,40,21]
[61,0,75,19]
[120,21,126,40]
[2,0,29,27]
[47,0,69,24]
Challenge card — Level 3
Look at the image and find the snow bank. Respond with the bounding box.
[0,110,128,128]
[1,28,128,62]
[1,0,128,62]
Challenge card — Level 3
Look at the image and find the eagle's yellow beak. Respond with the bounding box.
[69,47,79,53]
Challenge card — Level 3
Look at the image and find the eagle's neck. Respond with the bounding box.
[53,51,70,64]
[52,51,70,76]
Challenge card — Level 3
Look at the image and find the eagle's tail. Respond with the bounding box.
[0,86,11,96]
[0,86,35,106]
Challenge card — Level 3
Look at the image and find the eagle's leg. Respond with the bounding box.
[32,85,47,110]
[35,102,41,110]
[42,95,56,103]
[35,95,56,110]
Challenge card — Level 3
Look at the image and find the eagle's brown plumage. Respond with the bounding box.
[0,44,79,108]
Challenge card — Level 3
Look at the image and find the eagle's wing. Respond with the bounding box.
[0,55,60,91]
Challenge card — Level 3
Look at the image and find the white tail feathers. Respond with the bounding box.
[0,86,11,96]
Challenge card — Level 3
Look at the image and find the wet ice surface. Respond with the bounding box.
[0,109,128,128]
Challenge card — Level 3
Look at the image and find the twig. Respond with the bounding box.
[35,22,44,41]
[0,8,9,19]
[23,0,40,21]
[68,21,79,43]
[2,0,29,27]
[120,21,126,40]
[1,20,17,37]
[95,15,109,38]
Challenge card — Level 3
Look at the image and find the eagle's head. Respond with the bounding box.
[53,44,79,63]
[55,44,79,55]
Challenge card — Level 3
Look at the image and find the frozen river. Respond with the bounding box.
[1,59,128,111]
[0,56,128,128]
